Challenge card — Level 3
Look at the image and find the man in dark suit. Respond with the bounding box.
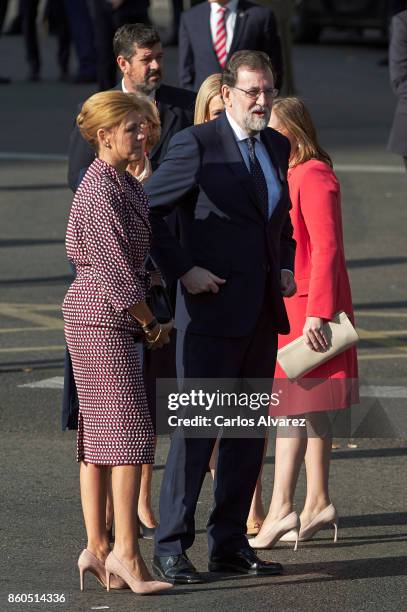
[67,22,196,191]
[179,0,283,91]
[387,9,407,169]
[145,50,296,584]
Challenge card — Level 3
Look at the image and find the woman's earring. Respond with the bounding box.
[105,141,111,148]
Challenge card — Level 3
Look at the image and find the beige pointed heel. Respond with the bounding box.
[105,552,173,595]
[77,549,127,591]
[298,503,339,542]
[248,511,300,550]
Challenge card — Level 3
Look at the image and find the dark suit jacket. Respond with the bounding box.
[179,0,283,91]
[67,83,196,192]
[144,112,295,338]
[388,9,407,156]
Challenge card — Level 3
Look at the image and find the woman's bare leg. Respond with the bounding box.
[264,425,307,522]
[246,437,268,527]
[105,470,114,533]
[111,464,152,580]
[80,462,110,560]
[138,464,157,528]
[301,412,332,525]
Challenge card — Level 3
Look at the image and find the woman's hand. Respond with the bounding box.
[303,316,329,352]
[145,320,174,350]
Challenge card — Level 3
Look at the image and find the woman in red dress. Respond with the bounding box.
[63,91,172,594]
[249,97,358,550]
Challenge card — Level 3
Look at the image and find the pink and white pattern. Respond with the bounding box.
[214,7,228,68]
[63,158,154,465]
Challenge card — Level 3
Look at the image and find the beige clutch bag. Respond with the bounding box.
[277,311,359,382]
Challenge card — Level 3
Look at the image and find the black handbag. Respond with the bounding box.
[147,283,173,324]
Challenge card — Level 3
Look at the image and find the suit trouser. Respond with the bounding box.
[155,298,278,558]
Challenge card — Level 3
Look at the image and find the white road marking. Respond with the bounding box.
[335,163,405,174]
[0,152,67,161]
[0,154,404,174]
[359,385,407,398]
[17,377,407,399]
[19,376,64,389]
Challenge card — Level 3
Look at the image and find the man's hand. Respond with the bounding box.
[303,316,329,352]
[181,266,226,295]
[280,269,296,297]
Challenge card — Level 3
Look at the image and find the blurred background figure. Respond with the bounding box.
[21,0,71,81]
[63,0,97,84]
[257,0,295,95]
[0,0,11,82]
[88,0,151,91]
[162,0,183,46]
[387,8,407,169]
[178,0,283,91]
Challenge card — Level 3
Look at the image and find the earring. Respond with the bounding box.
[104,141,111,148]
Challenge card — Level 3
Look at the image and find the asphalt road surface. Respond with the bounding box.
[0,25,406,612]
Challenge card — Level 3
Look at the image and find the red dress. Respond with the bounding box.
[62,158,154,465]
[273,159,359,415]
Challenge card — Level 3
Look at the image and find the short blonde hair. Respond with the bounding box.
[76,91,157,152]
[194,73,222,125]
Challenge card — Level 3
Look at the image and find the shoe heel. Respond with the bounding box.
[79,567,85,591]
[333,521,338,543]
[105,569,111,592]
[293,529,299,552]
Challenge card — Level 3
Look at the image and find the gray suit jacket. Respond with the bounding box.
[388,10,407,156]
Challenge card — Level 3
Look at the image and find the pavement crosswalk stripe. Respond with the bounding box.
[0,345,64,353]
[17,378,407,398]
[19,376,64,389]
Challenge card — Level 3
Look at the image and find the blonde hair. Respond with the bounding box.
[140,97,160,152]
[272,97,333,168]
[194,73,223,125]
[76,91,159,152]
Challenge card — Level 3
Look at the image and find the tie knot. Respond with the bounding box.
[217,6,227,15]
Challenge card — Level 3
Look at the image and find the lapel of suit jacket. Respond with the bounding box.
[216,113,266,222]
[228,0,249,59]
[150,86,177,160]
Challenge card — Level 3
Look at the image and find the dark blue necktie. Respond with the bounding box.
[246,137,269,219]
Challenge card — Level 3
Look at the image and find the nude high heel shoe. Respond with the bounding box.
[299,503,339,542]
[78,549,127,591]
[105,551,173,595]
[248,511,300,551]
[280,503,339,543]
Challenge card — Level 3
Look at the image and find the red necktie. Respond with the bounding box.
[214,7,227,68]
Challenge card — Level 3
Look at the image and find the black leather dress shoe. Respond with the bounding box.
[152,553,204,584]
[208,547,283,576]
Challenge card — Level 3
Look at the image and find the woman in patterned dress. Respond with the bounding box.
[62,91,172,595]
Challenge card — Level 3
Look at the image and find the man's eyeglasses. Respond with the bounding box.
[232,86,279,100]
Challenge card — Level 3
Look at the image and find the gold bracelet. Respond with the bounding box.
[146,324,162,344]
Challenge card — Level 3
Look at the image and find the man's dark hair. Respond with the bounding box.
[113,23,161,59]
[222,50,275,87]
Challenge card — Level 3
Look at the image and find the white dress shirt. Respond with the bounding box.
[210,0,239,53]
[225,111,282,218]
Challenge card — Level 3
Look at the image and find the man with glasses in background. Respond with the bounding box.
[145,49,296,584]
